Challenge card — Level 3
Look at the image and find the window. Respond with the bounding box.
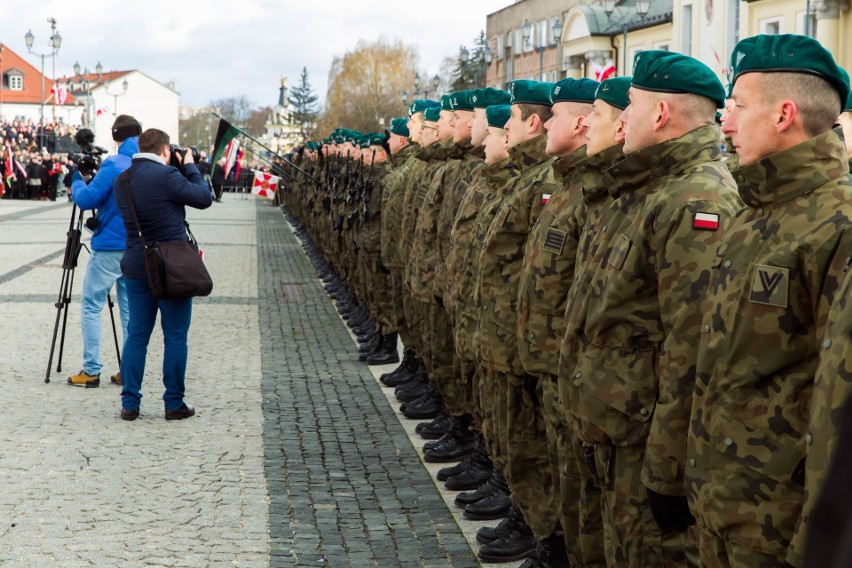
[795,10,817,36]
[9,73,23,91]
[537,20,547,48]
[550,70,557,82]
[505,57,514,82]
[654,42,670,50]
[513,29,522,55]
[496,34,504,60]
[726,0,741,57]
[760,17,782,35]
[681,4,693,55]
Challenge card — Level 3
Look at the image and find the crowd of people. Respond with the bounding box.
[0,119,79,200]
[279,33,852,568]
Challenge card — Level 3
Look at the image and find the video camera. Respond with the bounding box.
[68,129,108,176]
[168,144,200,169]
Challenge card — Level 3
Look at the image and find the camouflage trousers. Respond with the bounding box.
[478,366,508,474]
[697,530,788,568]
[362,253,394,335]
[388,272,413,348]
[455,357,477,426]
[402,290,427,363]
[540,375,604,567]
[428,304,458,413]
[499,371,559,541]
[590,443,697,568]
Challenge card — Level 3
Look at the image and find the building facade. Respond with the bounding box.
[0,44,75,126]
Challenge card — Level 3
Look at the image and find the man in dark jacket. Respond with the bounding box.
[68,115,141,388]
[113,128,213,421]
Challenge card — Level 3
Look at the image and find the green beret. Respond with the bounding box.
[731,34,849,112]
[632,50,726,108]
[509,80,554,106]
[486,104,511,128]
[550,78,600,104]
[451,91,475,111]
[408,99,440,116]
[472,87,512,108]
[390,117,410,137]
[441,94,453,111]
[424,106,441,122]
[595,76,631,110]
[363,133,385,148]
[346,130,363,145]
[847,90,852,112]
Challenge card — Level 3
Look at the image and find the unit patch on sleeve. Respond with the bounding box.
[542,228,567,255]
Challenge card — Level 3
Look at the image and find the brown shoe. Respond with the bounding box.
[121,408,139,421]
[165,404,195,421]
[110,372,122,385]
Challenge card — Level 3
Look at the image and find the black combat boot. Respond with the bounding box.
[444,438,492,490]
[402,387,442,419]
[424,414,475,463]
[395,367,429,402]
[463,471,511,520]
[381,354,420,387]
[477,513,535,563]
[417,411,452,440]
[366,334,399,365]
[380,350,416,384]
[358,333,380,355]
[476,505,523,544]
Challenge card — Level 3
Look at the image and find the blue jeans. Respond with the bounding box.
[81,250,129,375]
[120,278,193,412]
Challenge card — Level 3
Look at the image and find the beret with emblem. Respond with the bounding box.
[842,68,852,111]
[472,87,512,108]
[441,94,453,111]
[390,117,410,137]
[486,104,512,128]
[509,80,554,106]
[364,133,386,148]
[550,78,600,104]
[451,91,475,111]
[424,106,442,122]
[595,76,632,110]
[408,99,440,117]
[632,50,726,108]
[731,34,849,112]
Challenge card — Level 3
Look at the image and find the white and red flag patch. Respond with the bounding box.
[693,211,720,231]
[541,193,552,205]
[252,171,279,200]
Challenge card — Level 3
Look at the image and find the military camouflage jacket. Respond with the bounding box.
[517,146,589,378]
[357,162,390,255]
[381,145,418,269]
[399,143,444,286]
[407,141,454,301]
[560,125,741,497]
[476,134,557,375]
[455,158,517,362]
[685,129,852,557]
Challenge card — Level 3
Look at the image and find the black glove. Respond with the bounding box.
[434,294,445,309]
[522,374,541,407]
[646,489,695,535]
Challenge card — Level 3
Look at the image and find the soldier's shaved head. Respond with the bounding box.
[759,73,841,137]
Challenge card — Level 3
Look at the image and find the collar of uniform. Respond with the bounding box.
[606,124,722,198]
[581,143,625,204]
[449,138,473,159]
[733,128,850,207]
[508,134,549,169]
[416,143,439,161]
[470,145,486,160]
[553,145,589,180]
[431,139,455,161]
[484,156,516,186]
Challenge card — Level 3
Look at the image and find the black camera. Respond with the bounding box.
[68,128,108,176]
[168,144,200,169]
[84,212,99,232]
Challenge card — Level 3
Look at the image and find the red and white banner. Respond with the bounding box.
[51,82,68,105]
[252,171,279,200]
[593,60,616,81]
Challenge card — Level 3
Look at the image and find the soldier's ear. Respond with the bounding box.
[654,99,670,132]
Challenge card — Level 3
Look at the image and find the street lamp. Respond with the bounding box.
[432,74,441,96]
[402,91,409,105]
[104,77,129,116]
[24,18,62,149]
[72,60,103,127]
[602,0,650,75]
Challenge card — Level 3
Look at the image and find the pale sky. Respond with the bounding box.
[1,0,511,110]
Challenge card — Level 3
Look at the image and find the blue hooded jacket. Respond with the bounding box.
[71,136,139,251]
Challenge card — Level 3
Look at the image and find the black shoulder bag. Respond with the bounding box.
[119,169,213,300]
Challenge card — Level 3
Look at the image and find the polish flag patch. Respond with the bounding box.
[542,193,552,205]
[693,212,720,231]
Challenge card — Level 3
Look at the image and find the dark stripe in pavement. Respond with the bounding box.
[256,203,479,568]
[0,201,70,222]
[0,248,65,285]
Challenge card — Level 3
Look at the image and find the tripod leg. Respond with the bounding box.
[56,265,78,375]
[46,268,72,383]
[107,292,121,367]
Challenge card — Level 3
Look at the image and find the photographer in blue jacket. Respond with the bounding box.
[67,115,141,388]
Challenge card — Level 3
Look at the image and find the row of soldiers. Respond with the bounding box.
[280,33,852,568]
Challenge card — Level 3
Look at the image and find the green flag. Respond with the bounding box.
[210,118,241,165]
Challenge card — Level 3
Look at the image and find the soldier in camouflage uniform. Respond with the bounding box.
[511,77,598,567]
[840,89,852,169]
[379,106,436,389]
[685,35,852,568]
[470,80,559,564]
[559,51,742,568]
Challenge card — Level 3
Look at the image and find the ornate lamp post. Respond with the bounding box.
[602,0,650,75]
[72,60,103,127]
[24,19,62,148]
[104,77,129,116]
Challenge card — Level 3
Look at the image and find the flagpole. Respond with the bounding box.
[239,145,296,182]
[211,113,319,183]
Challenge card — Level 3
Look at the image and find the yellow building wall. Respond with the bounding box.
[613,24,674,75]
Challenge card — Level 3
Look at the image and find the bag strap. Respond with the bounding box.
[118,168,149,249]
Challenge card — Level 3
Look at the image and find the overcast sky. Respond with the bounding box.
[1,0,511,110]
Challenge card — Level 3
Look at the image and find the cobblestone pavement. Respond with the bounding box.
[0,195,490,567]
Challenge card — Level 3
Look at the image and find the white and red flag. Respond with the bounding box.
[593,60,616,81]
[252,171,279,200]
[51,82,68,105]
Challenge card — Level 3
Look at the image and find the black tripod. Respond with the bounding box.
[45,204,121,383]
